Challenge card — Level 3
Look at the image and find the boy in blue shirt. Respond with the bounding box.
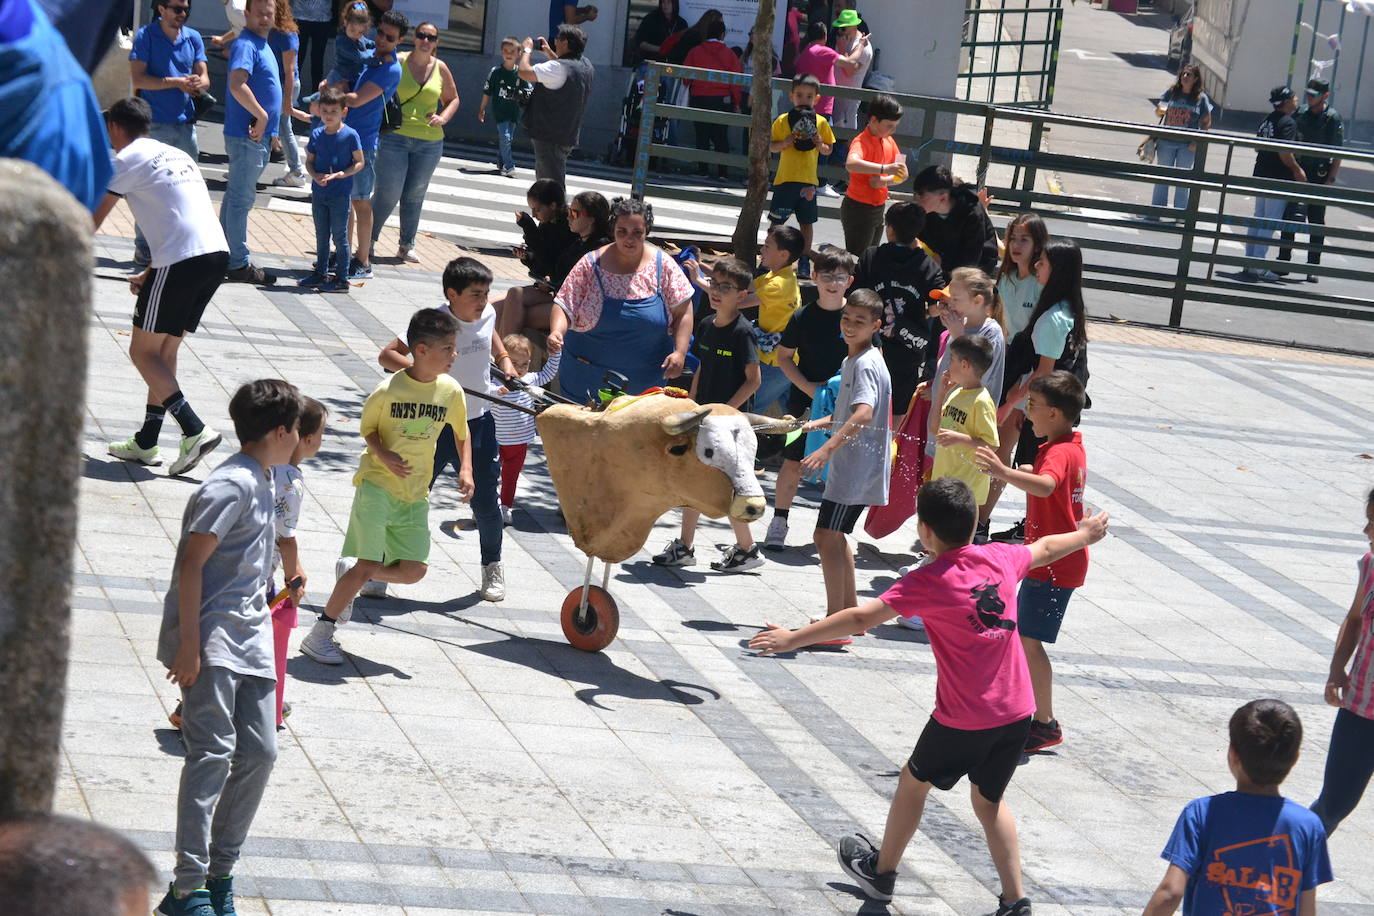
[1144,699,1333,916]
[298,86,363,292]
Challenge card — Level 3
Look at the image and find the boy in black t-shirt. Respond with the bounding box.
[653,257,765,573]
[764,244,853,550]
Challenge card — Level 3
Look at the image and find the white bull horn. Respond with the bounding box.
[661,407,713,436]
[743,413,801,435]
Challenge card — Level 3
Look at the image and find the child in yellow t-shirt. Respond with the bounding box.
[743,226,804,412]
[932,334,1000,504]
[300,307,471,665]
[768,73,835,279]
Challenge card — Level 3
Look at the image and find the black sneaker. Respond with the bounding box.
[206,875,236,915]
[1024,718,1062,752]
[837,834,895,901]
[225,264,277,286]
[994,894,1032,915]
[989,519,1026,543]
[710,544,764,573]
[974,520,991,544]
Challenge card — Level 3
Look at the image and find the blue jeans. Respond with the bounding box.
[496,120,516,172]
[133,121,201,262]
[220,134,271,269]
[756,362,793,413]
[278,85,302,174]
[1311,708,1374,836]
[311,192,349,277]
[430,413,503,565]
[1151,139,1194,209]
[1244,194,1290,261]
[369,133,442,249]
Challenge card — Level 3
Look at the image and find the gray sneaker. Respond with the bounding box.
[651,537,695,567]
[711,544,764,573]
[763,516,788,551]
[167,427,223,477]
[837,834,895,901]
[300,619,343,665]
[334,557,358,623]
[358,579,388,599]
[480,562,505,601]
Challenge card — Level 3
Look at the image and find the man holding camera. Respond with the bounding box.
[128,0,211,268]
[1277,77,1344,282]
[519,24,594,188]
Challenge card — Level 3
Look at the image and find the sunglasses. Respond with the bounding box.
[415,31,438,41]
[568,207,583,217]
[163,3,190,13]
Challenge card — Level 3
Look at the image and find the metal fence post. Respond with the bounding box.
[630,64,660,201]
[1169,136,1208,327]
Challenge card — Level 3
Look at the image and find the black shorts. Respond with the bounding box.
[908,715,1032,803]
[781,388,813,461]
[132,251,229,337]
[816,499,863,534]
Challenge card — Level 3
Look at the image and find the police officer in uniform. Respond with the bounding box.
[1277,77,1344,281]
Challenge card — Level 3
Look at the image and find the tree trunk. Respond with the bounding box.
[0,160,91,818]
[732,0,777,266]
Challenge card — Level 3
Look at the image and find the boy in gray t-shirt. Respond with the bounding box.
[800,290,892,630]
[154,379,303,916]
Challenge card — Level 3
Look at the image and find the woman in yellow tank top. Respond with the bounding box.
[370,20,460,262]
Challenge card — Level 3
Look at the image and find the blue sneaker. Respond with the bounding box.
[320,274,350,293]
[155,884,216,916]
[347,258,373,280]
[297,272,328,288]
[207,875,237,915]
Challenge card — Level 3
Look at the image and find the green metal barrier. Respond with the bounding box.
[630,61,1374,330]
[959,0,1064,108]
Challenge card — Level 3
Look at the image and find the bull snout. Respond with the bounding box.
[729,494,766,521]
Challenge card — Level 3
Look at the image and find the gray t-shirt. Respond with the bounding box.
[158,453,276,680]
[824,346,892,507]
[934,317,1007,408]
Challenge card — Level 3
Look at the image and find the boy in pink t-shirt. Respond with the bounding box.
[751,478,1108,912]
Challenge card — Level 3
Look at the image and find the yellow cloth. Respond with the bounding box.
[770,112,836,187]
[753,265,801,366]
[396,52,445,141]
[931,386,1000,503]
[353,370,467,503]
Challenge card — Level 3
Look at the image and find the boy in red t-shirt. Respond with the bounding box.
[976,370,1088,755]
[751,477,1108,911]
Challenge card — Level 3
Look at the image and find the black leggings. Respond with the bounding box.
[297,18,334,96]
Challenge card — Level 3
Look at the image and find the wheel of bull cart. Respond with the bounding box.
[560,585,620,652]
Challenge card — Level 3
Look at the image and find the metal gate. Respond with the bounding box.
[958,0,1065,108]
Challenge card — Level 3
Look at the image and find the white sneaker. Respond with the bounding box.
[763,516,788,551]
[334,557,358,623]
[480,562,505,601]
[500,506,513,526]
[651,538,696,567]
[817,184,841,198]
[399,247,420,263]
[359,579,388,599]
[300,619,344,664]
[897,615,926,631]
[108,436,162,466]
[272,170,308,188]
[167,426,223,477]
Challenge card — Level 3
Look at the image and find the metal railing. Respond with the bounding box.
[959,0,1064,108]
[630,61,1374,332]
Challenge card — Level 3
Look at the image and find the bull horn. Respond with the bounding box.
[743,412,802,435]
[661,407,713,436]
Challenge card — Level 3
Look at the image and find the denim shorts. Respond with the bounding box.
[769,181,819,225]
[352,147,377,201]
[1016,577,1075,643]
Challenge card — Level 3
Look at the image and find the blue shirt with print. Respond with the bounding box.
[307,124,362,197]
[1162,792,1332,916]
[223,29,281,139]
[344,56,400,151]
[129,22,207,124]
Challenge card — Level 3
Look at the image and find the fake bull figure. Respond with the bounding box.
[536,392,793,651]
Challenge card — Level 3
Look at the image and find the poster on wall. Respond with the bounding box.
[678,0,788,57]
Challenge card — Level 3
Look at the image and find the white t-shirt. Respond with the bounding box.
[533,58,569,90]
[108,137,227,268]
[400,303,497,419]
[271,463,303,575]
[831,37,873,130]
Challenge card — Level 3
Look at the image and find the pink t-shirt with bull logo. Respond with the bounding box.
[880,543,1035,731]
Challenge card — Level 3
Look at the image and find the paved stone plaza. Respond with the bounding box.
[58,225,1374,915]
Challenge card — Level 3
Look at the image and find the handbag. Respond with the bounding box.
[1137,113,1165,163]
[190,91,216,122]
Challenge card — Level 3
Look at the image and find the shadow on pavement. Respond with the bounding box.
[286,652,414,684]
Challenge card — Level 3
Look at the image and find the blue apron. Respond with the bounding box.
[562,250,674,403]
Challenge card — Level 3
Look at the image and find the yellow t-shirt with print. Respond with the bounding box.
[753,265,801,366]
[771,112,836,187]
[353,370,468,504]
[931,385,1000,503]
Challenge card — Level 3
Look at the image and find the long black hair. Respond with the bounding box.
[572,190,612,241]
[1168,63,1204,102]
[1026,239,1088,352]
[526,178,567,223]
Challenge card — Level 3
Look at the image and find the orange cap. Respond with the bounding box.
[929,286,953,301]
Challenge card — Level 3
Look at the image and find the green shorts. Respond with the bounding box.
[341,481,431,565]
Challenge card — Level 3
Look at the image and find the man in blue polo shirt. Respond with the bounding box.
[129,0,209,267]
[337,7,405,280]
[219,0,281,285]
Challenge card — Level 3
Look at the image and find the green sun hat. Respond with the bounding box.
[832,8,862,28]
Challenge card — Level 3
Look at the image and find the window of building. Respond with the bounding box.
[392,0,487,54]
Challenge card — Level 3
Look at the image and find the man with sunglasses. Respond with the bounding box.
[129,0,209,268]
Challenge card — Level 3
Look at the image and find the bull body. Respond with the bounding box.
[536,394,768,563]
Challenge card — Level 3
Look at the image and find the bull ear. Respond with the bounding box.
[742,413,802,435]
[661,407,712,436]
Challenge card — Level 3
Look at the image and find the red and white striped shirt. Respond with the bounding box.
[1345,553,1374,719]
